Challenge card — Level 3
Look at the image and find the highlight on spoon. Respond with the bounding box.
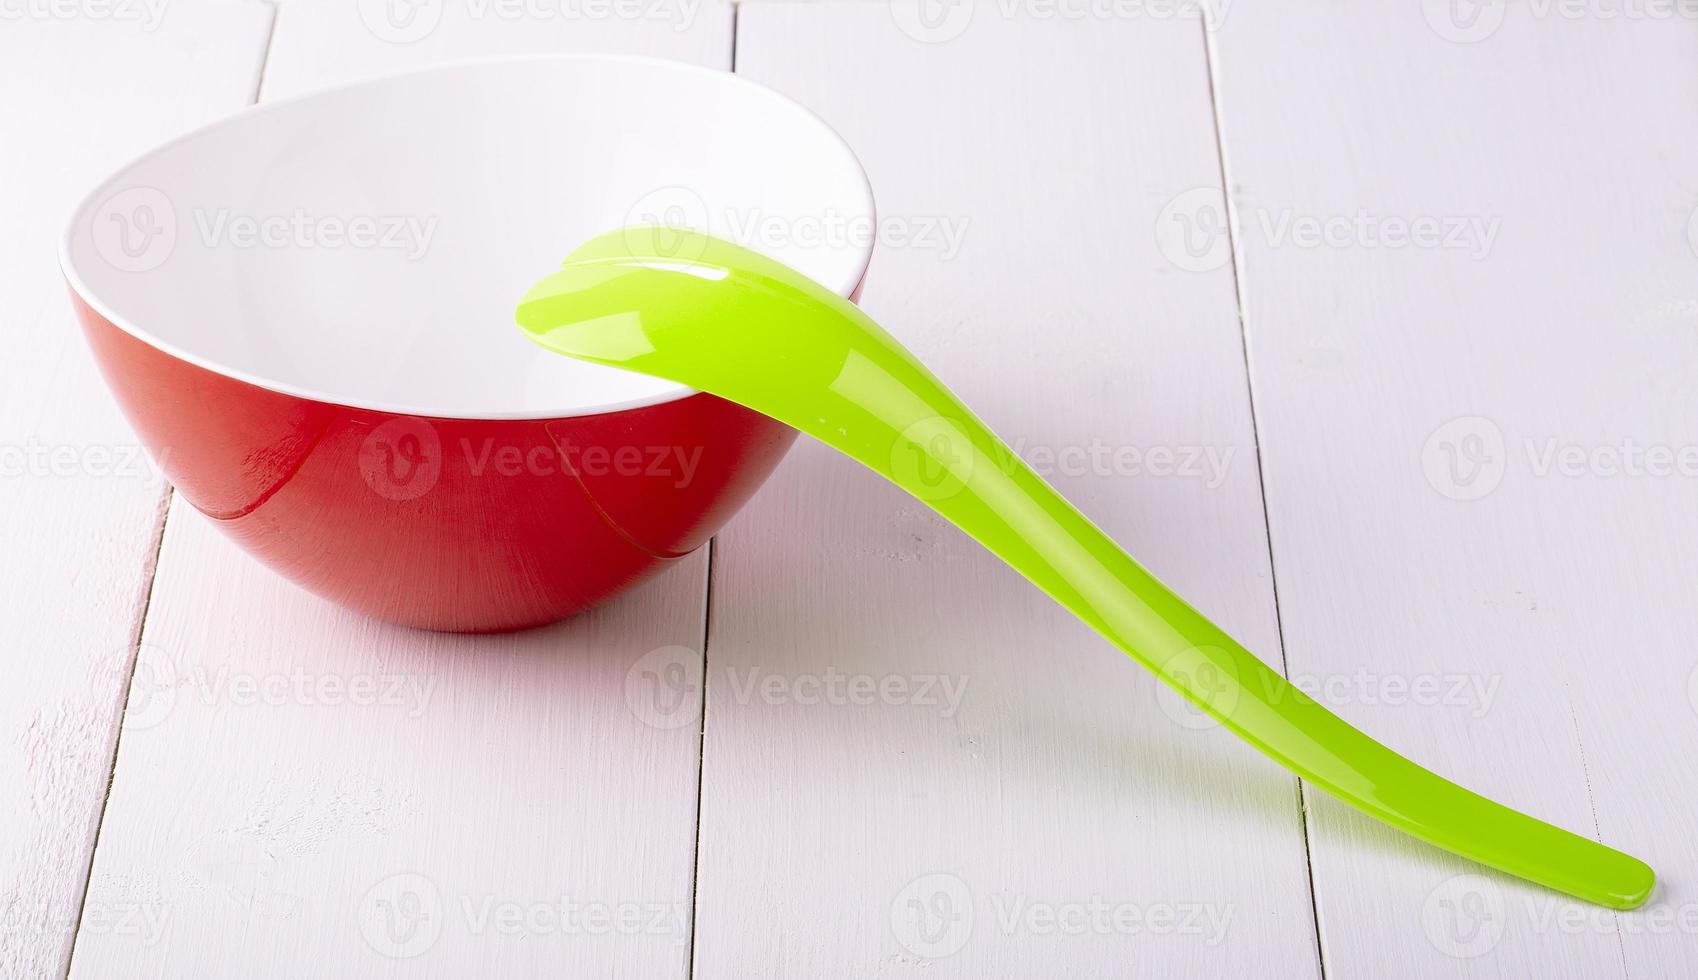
[516,226,1655,911]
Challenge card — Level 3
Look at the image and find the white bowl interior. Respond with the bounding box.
[62,55,874,419]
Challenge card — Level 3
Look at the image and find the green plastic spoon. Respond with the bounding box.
[517,227,1653,910]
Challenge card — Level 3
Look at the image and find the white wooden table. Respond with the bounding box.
[5,2,1698,977]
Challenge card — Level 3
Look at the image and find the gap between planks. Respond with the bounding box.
[687,14,739,980]
[59,4,281,978]
[1197,14,1328,980]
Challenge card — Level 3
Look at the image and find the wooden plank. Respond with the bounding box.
[74,500,716,978]
[692,4,1321,977]
[0,6,274,979]
[262,0,730,97]
[1209,6,1698,977]
[66,7,734,979]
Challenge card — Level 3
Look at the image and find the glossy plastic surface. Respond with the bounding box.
[60,54,874,420]
[517,228,1654,909]
[73,290,796,632]
[59,54,875,631]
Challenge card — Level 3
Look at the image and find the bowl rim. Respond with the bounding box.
[59,52,876,421]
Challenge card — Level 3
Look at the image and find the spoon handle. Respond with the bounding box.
[518,229,1653,910]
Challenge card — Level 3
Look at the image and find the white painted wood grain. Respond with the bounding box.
[1209,5,1698,977]
[74,498,715,977]
[0,6,274,978]
[692,5,1321,977]
[28,4,1697,978]
[260,0,731,98]
[66,8,734,979]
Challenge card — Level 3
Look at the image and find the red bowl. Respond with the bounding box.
[60,55,874,632]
